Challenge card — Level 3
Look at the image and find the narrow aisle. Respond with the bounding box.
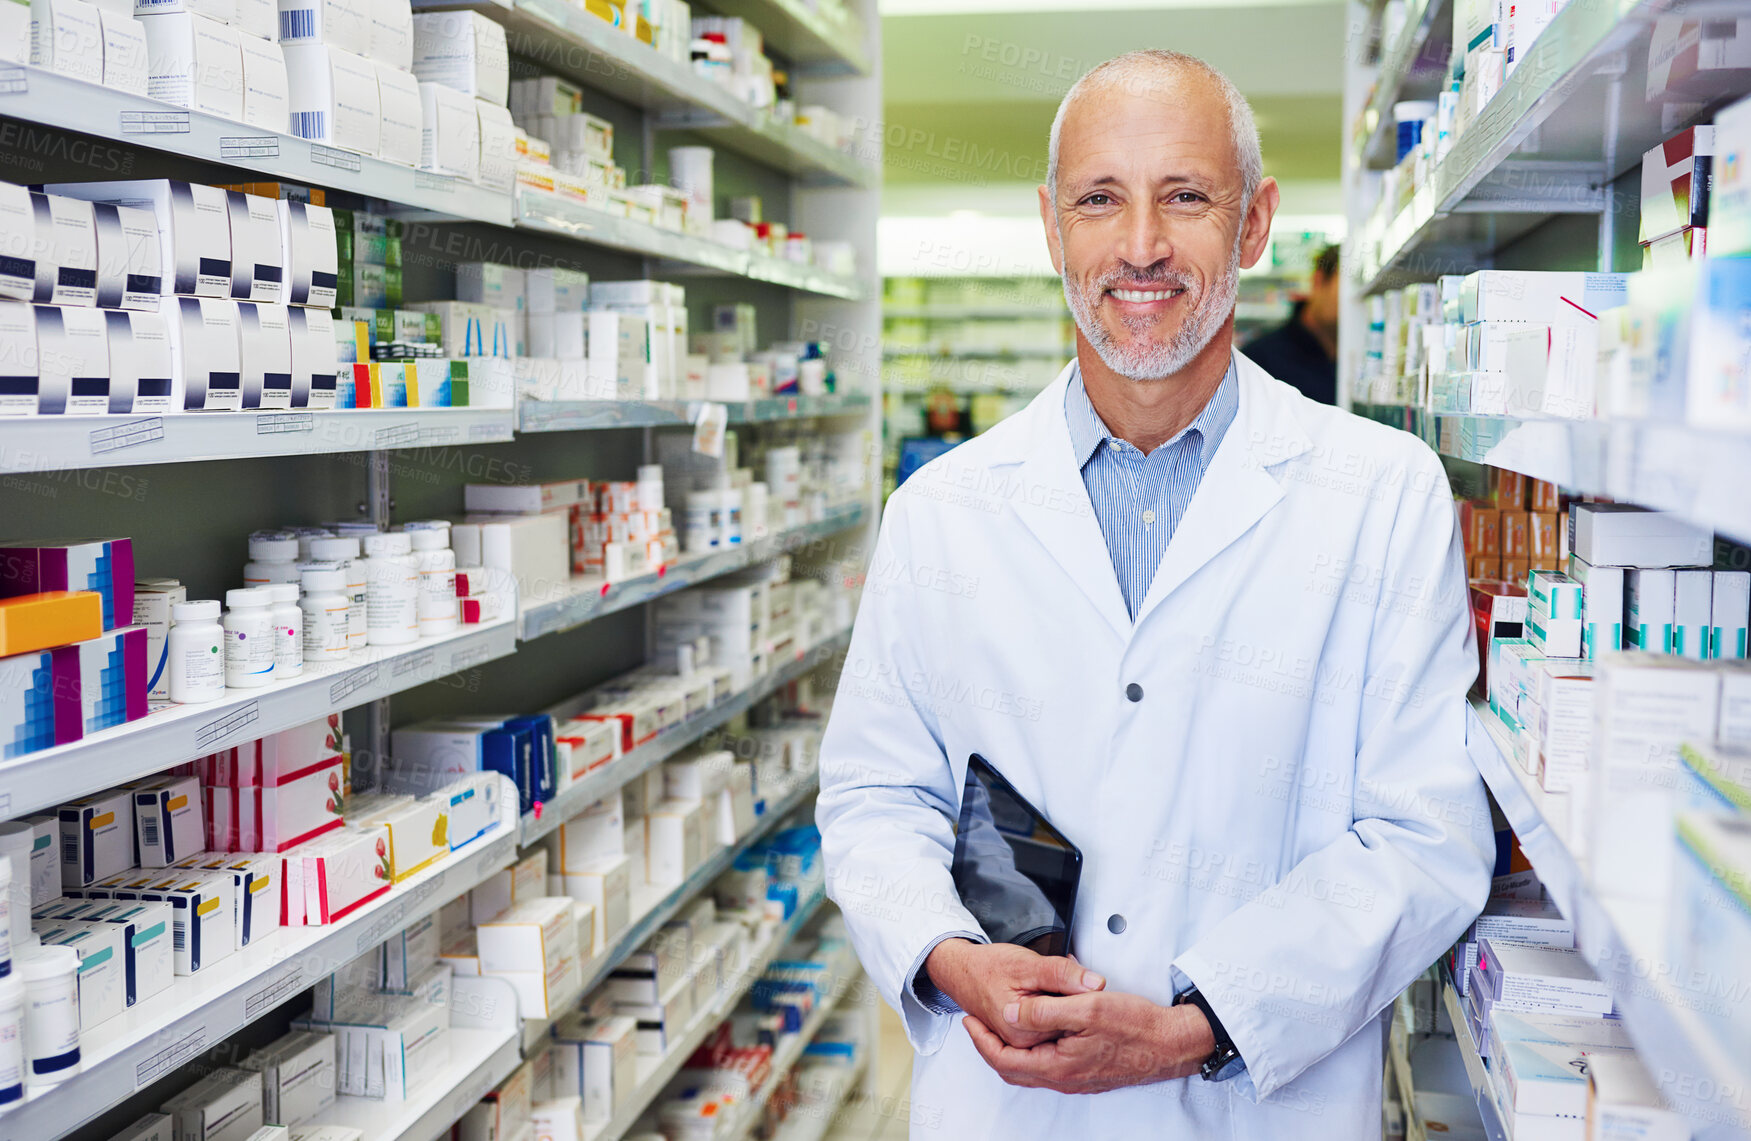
[823,1003,915,1141]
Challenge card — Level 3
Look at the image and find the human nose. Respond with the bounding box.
[1115,199,1172,270]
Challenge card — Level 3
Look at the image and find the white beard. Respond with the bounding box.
[1062,236,1241,381]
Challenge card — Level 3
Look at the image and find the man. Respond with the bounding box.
[816,49,1491,1138]
[1244,243,1341,404]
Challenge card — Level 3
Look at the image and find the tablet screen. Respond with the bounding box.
[951,754,1082,957]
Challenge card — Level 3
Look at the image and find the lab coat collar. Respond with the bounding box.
[986,350,1314,641]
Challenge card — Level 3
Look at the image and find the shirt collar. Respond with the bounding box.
[1065,356,1240,472]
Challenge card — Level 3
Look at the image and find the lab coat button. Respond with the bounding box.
[1107,913,1127,934]
[1125,682,1143,702]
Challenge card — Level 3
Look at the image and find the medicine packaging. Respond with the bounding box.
[1569,502,1713,568]
[41,919,126,1029]
[418,80,481,179]
[161,1066,263,1141]
[376,62,423,167]
[59,789,134,888]
[559,854,629,954]
[31,194,97,308]
[31,0,104,85]
[139,10,245,120]
[283,43,383,156]
[34,303,111,415]
[240,1031,337,1126]
[350,793,450,882]
[279,199,339,309]
[295,824,392,924]
[436,773,503,851]
[83,899,175,1006]
[141,873,236,973]
[90,203,162,310]
[132,775,202,866]
[226,191,285,304]
[298,990,450,1100]
[238,31,290,132]
[411,10,507,104]
[477,896,580,1018]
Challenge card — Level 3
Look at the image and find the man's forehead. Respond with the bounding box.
[1057,79,1236,179]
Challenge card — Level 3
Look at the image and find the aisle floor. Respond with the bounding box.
[824,1002,913,1141]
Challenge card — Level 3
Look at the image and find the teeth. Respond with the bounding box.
[1110,288,1181,302]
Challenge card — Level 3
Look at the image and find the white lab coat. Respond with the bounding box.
[817,354,1492,1139]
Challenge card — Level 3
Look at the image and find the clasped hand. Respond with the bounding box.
[924,938,1215,1094]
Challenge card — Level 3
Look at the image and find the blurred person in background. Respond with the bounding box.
[1243,243,1340,404]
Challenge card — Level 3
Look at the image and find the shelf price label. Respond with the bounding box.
[120,111,189,135]
[220,136,279,160]
[0,68,26,95]
[89,416,164,455]
[310,143,362,173]
[257,412,315,436]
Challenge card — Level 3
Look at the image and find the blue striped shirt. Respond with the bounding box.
[1065,359,1240,621]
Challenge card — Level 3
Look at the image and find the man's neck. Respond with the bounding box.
[1076,322,1233,455]
[1298,302,1338,360]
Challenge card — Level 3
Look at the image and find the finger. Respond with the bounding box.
[1005,992,1097,1035]
[1033,953,1105,994]
[964,1016,1051,1088]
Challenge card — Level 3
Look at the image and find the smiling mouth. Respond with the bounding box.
[1107,287,1186,302]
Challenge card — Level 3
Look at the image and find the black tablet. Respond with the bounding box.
[951,753,1083,958]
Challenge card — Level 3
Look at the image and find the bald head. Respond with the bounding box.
[1046,51,1262,209]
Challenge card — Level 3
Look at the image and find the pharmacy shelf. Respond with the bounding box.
[0,67,512,226]
[1439,983,1510,1141]
[518,392,873,432]
[411,0,874,188]
[699,0,869,75]
[577,775,820,1009]
[0,407,517,475]
[1353,0,1453,172]
[0,783,522,1141]
[882,346,1068,360]
[0,616,518,822]
[1464,701,1751,1137]
[590,891,835,1141]
[769,1052,867,1141]
[1351,404,1751,546]
[1354,0,1684,294]
[720,962,862,1141]
[516,190,864,299]
[527,625,848,845]
[519,504,865,640]
[308,1025,522,1141]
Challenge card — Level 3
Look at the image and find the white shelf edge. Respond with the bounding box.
[522,627,849,846]
[767,1050,868,1141]
[1440,981,1511,1141]
[1464,701,1751,1135]
[0,407,517,475]
[0,66,511,226]
[0,782,523,1140]
[517,393,872,434]
[0,616,518,821]
[518,506,865,642]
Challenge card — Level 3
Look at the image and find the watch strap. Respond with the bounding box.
[1174,987,1243,1082]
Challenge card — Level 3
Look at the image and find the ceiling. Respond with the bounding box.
[878,3,1347,208]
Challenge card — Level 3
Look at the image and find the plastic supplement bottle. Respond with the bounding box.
[409,529,459,637]
[300,567,351,663]
[223,588,276,687]
[167,600,224,704]
[20,946,79,1086]
[309,537,367,651]
[243,534,301,586]
[363,532,419,646]
[0,972,22,1105]
[267,583,302,680]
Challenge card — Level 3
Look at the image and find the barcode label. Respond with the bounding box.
[391,649,433,678]
[173,925,186,951]
[330,663,378,704]
[290,110,328,141]
[414,171,455,193]
[90,416,164,454]
[141,815,160,849]
[220,136,278,160]
[257,412,314,435]
[279,8,315,38]
[61,837,76,865]
[196,701,259,749]
[375,422,420,448]
[136,1025,205,1084]
[120,110,189,135]
[310,143,360,172]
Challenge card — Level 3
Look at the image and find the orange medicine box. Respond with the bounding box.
[0,591,103,656]
[1500,511,1531,558]
[1530,512,1562,570]
[1493,469,1529,508]
[1530,479,1562,513]
[1461,502,1500,556]
[1469,554,1502,580]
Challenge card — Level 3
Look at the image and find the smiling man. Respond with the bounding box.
[817,50,1492,1138]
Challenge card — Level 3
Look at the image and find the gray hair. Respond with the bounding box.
[1046,50,1263,208]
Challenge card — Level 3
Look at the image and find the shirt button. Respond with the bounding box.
[1141,509,1156,525]
[1108,914,1128,934]
[1125,683,1143,702]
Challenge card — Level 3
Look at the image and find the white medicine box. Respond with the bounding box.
[418,80,480,180]
[168,295,242,410]
[376,62,423,167]
[226,191,284,304]
[32,192,98,307]
[275,0,369,53]
[34,304,111,415]
[31,0,104,85]
[411,10,508,105]
[282,42,383,157]
[133,775,203,866]
[60,789,135,888]
[239,29,289,133]
[138,10,244,121]
[279,199,339,310]
[237,300,294,411]
[91,202,162,310]
[47,179,233,298]
[99,10,149,96]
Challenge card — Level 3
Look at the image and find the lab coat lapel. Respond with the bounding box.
[997,365,1132,641]
[1132,354,1313,627]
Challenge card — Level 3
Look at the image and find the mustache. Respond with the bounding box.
[1087,265,1198,293]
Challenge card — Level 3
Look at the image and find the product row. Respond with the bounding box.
[1417,848,1686,1140]
[509,82,856,278]
[0,713,506,1100]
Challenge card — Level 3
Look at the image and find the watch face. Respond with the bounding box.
[1202,1050,1246,1083]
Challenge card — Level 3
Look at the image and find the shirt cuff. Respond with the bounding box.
[909,930,988,1015]
[1171,964,1253,1087]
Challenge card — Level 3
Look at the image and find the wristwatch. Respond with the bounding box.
[1174,988,1246,1082]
